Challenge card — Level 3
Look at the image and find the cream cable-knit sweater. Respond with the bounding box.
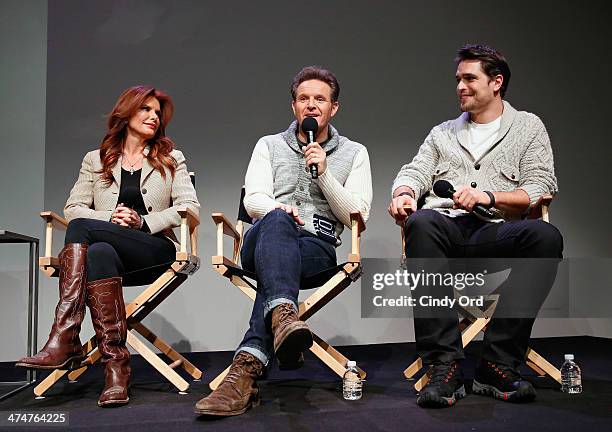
[392,101,557,220]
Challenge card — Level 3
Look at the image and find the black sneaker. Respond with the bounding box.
[473,361,536,402]
[416,361,466,408]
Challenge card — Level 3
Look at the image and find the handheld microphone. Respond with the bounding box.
[433,180,495,219]
[300,117,319,179]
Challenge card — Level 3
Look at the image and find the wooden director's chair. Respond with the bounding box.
[34,178,202,397]
[209,189,366,390]
[401,194,562,391]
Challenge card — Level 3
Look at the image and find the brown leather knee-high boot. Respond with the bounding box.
[16,243,88,369]
[86,277,130,407]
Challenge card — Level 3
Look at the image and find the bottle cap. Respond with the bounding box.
[347,360,356,368]
[564,354,574,360]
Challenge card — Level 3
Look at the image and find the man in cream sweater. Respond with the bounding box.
[389,45,563,408]
[196,66,372,417]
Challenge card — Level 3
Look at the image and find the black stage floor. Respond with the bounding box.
[0,336,610,431]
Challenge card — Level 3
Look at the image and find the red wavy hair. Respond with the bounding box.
[98,85,177,186]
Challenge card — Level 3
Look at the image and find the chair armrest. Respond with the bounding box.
[211,212,240,240]
[40,211,68,229]
[177,207,200,256]
[211,212,242,267]
[350,211,366,235]
[526,194,554,221]
[348,211,366,263]
[177,207,200,228]
[40,211,68,260]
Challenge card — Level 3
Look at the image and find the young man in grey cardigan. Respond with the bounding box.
[388,45,563,408]
[195,66,372,416]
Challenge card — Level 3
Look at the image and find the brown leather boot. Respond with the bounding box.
[16,243,88,369]
[86,277,130,407]
[194,351,264,416]
[271,303,312,367]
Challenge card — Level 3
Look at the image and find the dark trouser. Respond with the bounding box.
[235,209,337,366]
[405,209,563,368]
[65,218,176,282]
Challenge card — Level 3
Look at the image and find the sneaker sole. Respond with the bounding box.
[417,385,466,408]
[472,380,536,402]
[274,323,313,365]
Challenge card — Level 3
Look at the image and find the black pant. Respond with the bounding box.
[404,210,563,368]
[65,218,176,283]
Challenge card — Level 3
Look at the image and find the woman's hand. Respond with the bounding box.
[111,204,142,229]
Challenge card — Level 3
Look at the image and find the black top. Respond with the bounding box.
[117,168,150,232]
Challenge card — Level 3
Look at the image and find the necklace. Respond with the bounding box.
[122,153,144,175]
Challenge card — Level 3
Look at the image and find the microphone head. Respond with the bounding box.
[300,117,319,136]
[433,180,455,199]
[121,186,141,209]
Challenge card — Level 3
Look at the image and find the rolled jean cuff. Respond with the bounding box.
[263,297,298,317]
[235,346,269,367]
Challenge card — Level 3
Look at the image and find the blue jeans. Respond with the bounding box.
[235,209,336,366]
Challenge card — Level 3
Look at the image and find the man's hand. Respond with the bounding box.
[275,203,305,226]
[388,194,417,226]
[304,142,327,175]
[452,186,492,212]
[111,204,142,229]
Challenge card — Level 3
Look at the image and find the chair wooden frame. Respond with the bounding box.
[208,210,367,390]
[34,205,202,397]
[401,195,562,391]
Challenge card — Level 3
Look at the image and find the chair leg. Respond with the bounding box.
[526,348,561,383]
[33,336,99,396]
[126,331,189,392]
[309,332,366,379]
[209,335,367,392]
[209,365,230,391]
[35,258,196,397]
[213,272,365,387]
[414,366,433,392]
[405,316,491,390]
[67,337,100,381]
[33,370,68,397]
[461,316,491,346]
[526,360,547,377]
[131,322,203,380]
[404,357,423,379]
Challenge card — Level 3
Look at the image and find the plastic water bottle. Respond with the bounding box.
[343,360,363,400]
[560,354,582,394]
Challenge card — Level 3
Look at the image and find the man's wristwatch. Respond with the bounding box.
[484,191,496,209]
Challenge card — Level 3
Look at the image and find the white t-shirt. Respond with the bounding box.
[435,115,502,219]
[467,116,501,161]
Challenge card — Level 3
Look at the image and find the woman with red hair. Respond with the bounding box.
[16,86,199,407]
